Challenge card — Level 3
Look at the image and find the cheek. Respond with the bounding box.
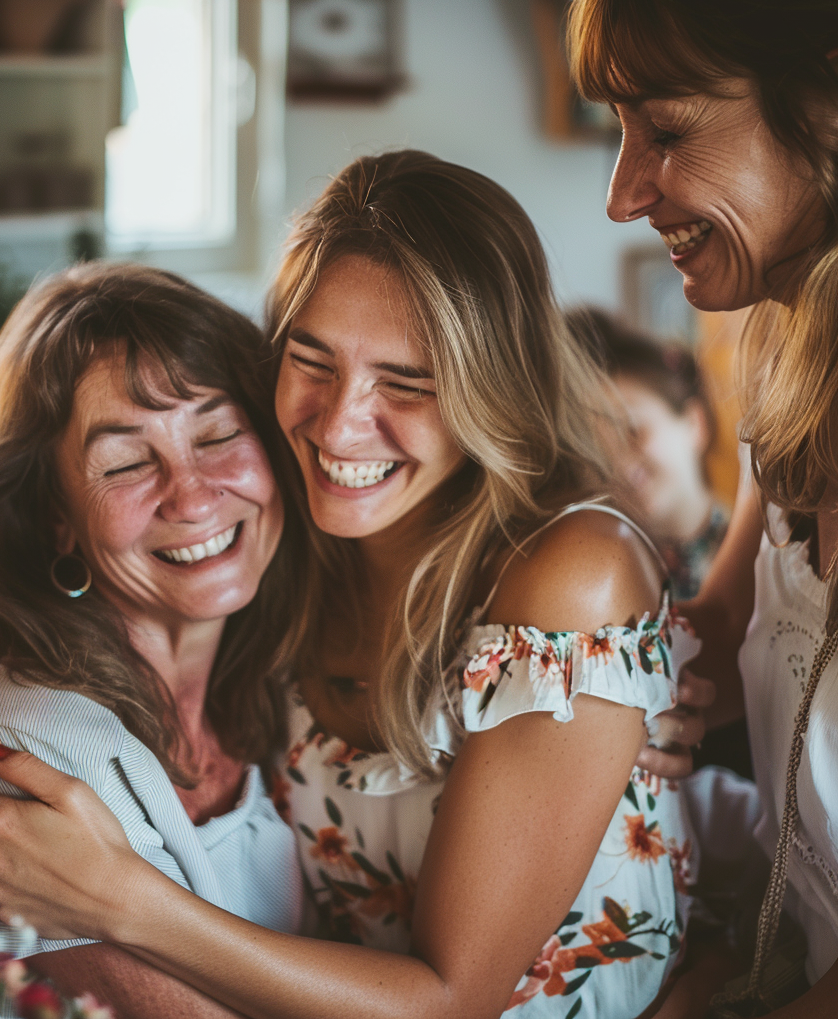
[74,485,156,559]
[275,372,319,438]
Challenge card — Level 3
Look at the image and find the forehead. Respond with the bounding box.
[68,351,221,435]
[293,254,420,357]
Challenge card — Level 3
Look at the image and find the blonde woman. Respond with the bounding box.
[566,0,838,1012]
[0,152,704,1018]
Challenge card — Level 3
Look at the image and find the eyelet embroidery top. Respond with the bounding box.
[275,586,702,1018]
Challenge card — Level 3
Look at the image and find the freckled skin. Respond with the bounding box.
[608,79,827,311]
[54,352,284,628]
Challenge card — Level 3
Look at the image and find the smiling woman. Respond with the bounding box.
[0,263,304,1016]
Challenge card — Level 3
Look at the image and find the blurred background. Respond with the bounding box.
[0,0,742,505]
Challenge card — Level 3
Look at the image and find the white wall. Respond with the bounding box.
[281,0,655,311]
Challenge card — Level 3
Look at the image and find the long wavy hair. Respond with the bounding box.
[0,262,302,783]
[568,0,838,626]
[268,150,615,776]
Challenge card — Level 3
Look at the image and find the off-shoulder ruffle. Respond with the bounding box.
[461,596,701,732]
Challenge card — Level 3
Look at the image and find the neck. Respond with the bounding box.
[122,614,225,738]
[358,497,440,608]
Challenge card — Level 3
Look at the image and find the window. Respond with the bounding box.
[106,0,261,270]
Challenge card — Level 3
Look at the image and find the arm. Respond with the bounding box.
[30,944,249,1019]
[0,514,659,1019]
[636,470,763,777]
[680,454,762,731]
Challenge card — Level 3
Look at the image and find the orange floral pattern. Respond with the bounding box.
[284,602,698,1015]
[623,814,668,863]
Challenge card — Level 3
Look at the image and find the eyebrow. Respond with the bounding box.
[287,327,434,381]
[82,395,234,451]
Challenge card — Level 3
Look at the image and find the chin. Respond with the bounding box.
[682,279,749,313]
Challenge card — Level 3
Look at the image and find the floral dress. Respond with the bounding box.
[276,512,702,1018]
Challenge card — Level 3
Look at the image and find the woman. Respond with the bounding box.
[0,152,704,1018]
[566,0,838,1012]
[0,263,304,1017]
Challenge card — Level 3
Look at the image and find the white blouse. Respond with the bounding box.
[740,516,838,983]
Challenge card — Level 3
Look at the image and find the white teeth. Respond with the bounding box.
[660,220,713,256]
[157,524,237,564]
[316,449,399,489]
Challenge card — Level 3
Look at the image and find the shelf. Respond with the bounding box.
[0,208,104,241]
[0,54,109,78]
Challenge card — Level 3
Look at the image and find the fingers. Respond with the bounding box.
[635,744,694,780]
[677,668,716,709]
[647,708,706,751]
[0,745,84,808]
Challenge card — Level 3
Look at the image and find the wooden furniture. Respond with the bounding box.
[0,0,120,283]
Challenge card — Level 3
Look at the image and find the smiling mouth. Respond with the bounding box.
[659,220,713,255]
[153,522,242,565]
[316,447,402,489]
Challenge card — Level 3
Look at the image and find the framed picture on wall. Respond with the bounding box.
[286,0,404,102]
[530,0,620,140]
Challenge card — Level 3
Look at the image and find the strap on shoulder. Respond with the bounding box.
[476,499,666,619]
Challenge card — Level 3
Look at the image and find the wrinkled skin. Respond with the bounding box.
[608,79,826,311]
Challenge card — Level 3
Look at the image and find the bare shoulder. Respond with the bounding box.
[485,509,663,634]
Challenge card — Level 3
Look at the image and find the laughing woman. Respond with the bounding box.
[0,264,303,1017]
[567,2,838,1013]
[0,153,702,1018]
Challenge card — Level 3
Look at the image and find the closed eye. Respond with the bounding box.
[653,128,680,147]
[199,429,242,447]
[104,461,150,476]
[383,380,432,401]
[290,353,333,378]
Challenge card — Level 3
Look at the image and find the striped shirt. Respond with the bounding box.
[0,670,304,961]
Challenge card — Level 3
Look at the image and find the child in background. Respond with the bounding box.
[567,307,728,601]
[567,308,750,778]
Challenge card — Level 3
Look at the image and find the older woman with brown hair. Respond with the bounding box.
[0,262,304,1017]
[565,2,838,1015]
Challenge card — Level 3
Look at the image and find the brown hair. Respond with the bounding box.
[567,306,713,415]
[569,0,838,625]
[268,150,614,776]
[0,262,300,782]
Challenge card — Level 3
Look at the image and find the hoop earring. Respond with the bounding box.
[50,553,92,599]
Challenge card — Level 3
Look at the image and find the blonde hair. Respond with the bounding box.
[0,262,301,782]
[268,150,614,775]
[568,0,838,626]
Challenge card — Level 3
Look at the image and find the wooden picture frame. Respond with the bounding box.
[287,0,404,102]
[530,0,619,140]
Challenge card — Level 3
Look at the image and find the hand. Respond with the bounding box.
[0,747,141,943]
[635,667,715,780]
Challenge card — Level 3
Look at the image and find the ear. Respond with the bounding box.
[683,398,711,457]
[53,511,78,557]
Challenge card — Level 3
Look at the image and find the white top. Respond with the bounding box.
[280,503,704,1018]
[0,671,304,958]
[740,512,838,983]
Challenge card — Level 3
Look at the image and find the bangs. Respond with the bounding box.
[568,0,739,104]
[61,280,263,415]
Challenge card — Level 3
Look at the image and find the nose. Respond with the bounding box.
[317,379,377,455]
[157,462,222,524]
[606,133,663,223]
